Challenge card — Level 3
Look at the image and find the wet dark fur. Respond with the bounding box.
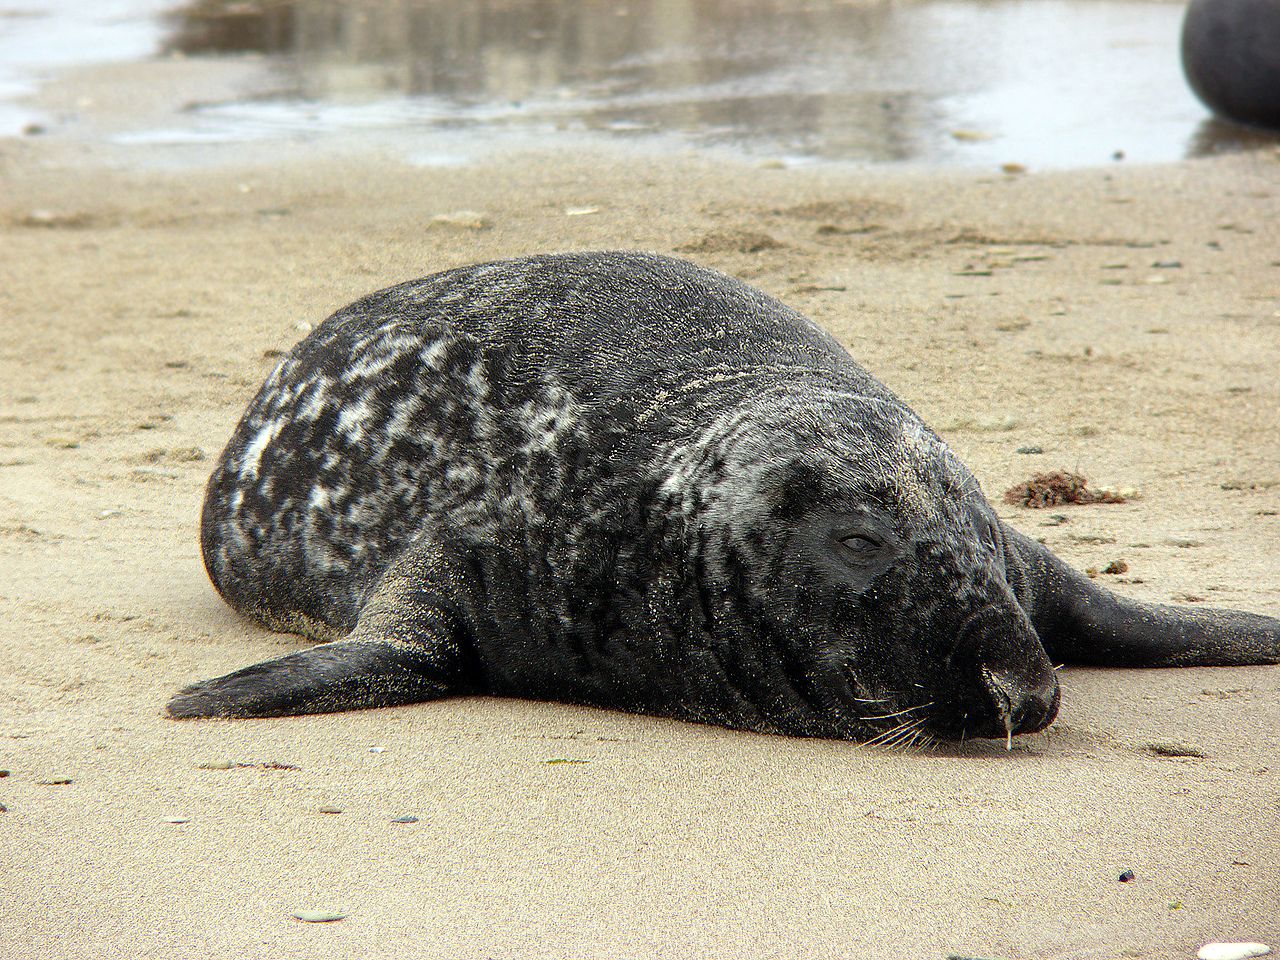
[170,252,1280,743]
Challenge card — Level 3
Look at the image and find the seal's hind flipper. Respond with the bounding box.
[169,545,480,718]
[1003,524,1280,668]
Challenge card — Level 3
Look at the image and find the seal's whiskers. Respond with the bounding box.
[866,715,928,750]
[861,701,934,722]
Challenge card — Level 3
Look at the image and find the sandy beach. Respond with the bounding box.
[2,128,1279,959]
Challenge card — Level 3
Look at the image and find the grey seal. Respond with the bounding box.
[1181,0,1280,130]
[169,251,1279,744]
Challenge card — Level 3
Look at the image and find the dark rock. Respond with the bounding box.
[1182,0,1280,129]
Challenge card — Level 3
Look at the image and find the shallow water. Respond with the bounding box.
[3,0,1276,167]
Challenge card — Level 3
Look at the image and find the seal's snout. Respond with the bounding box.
[981,665,1060,738]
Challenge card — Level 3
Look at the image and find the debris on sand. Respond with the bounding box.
[1144,741,1206,759]
[1002,471,1128,509]
[429,210,491,230]
[676,229,783,254]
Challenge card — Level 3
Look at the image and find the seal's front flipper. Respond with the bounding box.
[166,632,466,718]
[1003,524,1280,668]
[169,547,479,718]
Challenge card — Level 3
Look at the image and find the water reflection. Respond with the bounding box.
[1186,116,1280,159]
[150,0,1277,167]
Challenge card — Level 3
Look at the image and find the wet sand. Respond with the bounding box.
[1,136,1278,959]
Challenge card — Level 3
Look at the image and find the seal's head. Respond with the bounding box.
[687,390,1059,744]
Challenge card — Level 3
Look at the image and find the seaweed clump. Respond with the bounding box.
[1002,471,1128,509]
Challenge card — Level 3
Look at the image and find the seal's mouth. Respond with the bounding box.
[921,663,1061,744]
[919,602,1063,744]
[835,607,1060,746]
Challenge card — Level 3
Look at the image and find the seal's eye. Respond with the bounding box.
[840,533,881,557]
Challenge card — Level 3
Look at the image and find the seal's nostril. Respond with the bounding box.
[982,667,1013,715]
[980,667,1017,746]
[1012,674,1060,733]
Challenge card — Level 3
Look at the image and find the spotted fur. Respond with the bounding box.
[172,252,1280,740]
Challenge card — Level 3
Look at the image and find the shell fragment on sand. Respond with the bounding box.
[292,909,347,923]
[1198,944,1271,960]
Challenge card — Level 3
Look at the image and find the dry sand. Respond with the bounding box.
[1,133,1278,959]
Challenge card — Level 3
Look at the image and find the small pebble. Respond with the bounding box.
[1151,260,1182,269]
[292,909,346,923]
[391,815,419,824]
[38,776,72,786]
[164,816,190,824]
[564,206,600,216]
[197,759,236,770]
[1118,869,1136,882]
[1016,445,1044,455]
[1198,944,1270,960]
[367,746,386,754]
[318,805,343,815]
